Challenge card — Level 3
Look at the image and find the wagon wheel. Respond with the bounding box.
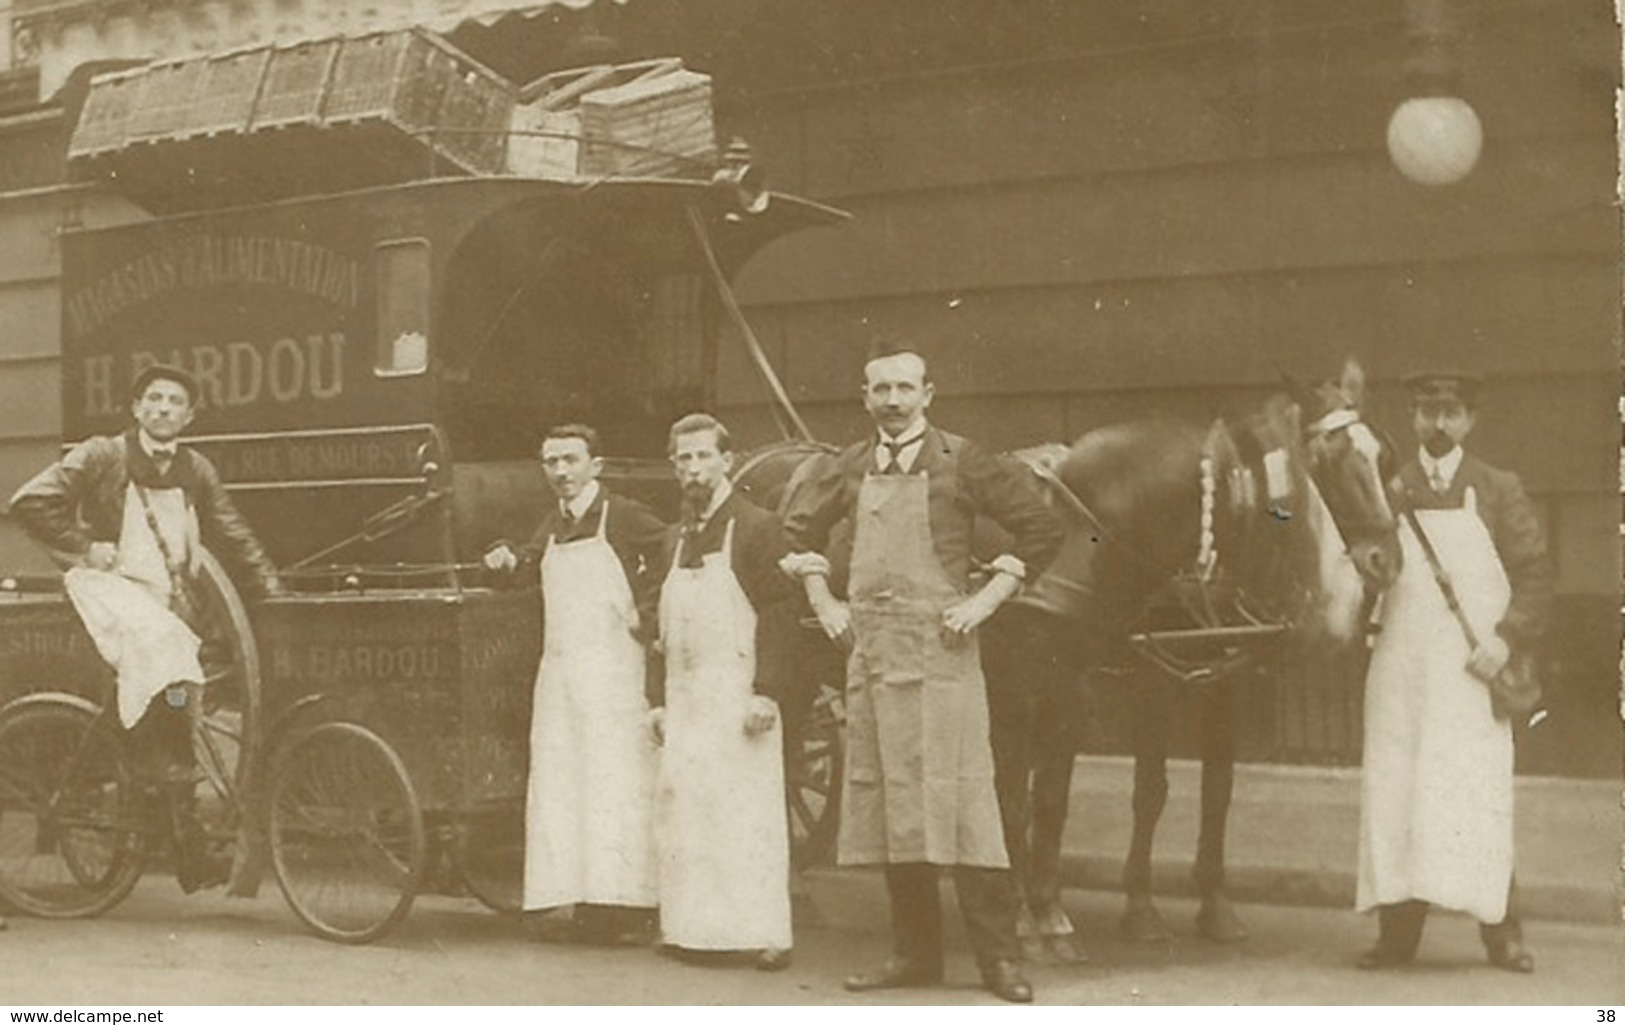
[268,720,426,944]
[187,549,263,886]
[788,682,844,869]
[0,697,148,917]
[449,802,524,915]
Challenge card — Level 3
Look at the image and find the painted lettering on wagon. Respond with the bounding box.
[204,432,422,484]
[65,235,361,340]
[80,335,346,417]
[271,643,448,681]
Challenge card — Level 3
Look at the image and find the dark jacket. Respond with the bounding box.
[8,429,279,597]
[1390,452,1555,652]
[492,485,667,642]
[649,489,798,706]
[782,424,1065,591]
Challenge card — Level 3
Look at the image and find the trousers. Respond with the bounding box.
[884,863,1020,969]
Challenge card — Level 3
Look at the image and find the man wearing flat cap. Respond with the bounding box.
[1355,370,1554,974]
[10,363,282,893]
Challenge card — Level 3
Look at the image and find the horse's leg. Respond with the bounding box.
[1026,638,1091,963]
[983,611,1044,960]
[1122,675,1173,942]
[1194,675,1249,942]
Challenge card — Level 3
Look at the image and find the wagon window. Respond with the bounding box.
[374,238,431,377]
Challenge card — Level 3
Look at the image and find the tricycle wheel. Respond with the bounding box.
[189,549,263,888]
[268,720,424,944]
[788,682,844,869]
[449,804,524,915]
[0,699,147,918]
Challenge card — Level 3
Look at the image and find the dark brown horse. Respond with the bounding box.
[980,362,1402,961]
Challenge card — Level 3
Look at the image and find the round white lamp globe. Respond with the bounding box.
[1387,95,1483,185]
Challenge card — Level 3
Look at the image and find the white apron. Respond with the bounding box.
[656,519,792,951]
[522,501,658,911]
[1356,489,1514,923]
[64,483,204,728]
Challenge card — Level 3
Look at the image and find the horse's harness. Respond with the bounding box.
[1025,408,1366,685]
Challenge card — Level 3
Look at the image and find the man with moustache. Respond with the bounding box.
[648,412,796,970]
[1356,371,1554,974]
[483,423,666,944]
[780,347,1064,1002]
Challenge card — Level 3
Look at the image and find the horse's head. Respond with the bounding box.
[1286,359,1403,594]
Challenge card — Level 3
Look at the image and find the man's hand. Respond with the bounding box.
[812,596,852,649]
[803,573,852,649]
[262,575,288,599]
[1467,634,1512,683]
[940,571,1022,645]
[648,708,666,747]
[483,544,518,572]
[84,542,117,572]
[743,695,779,737]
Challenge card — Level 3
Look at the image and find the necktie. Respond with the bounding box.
[150,446,176,474]
[882,440,910,475]
[678,517,705,568]
[1429,467,1448,494]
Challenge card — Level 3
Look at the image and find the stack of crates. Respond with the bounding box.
[506,58,717,180]
[66,27,515,209]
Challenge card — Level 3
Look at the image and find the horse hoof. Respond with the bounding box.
[1045,933,1089,965]
[1121,901,1172,943]
[1195,896,1250,943]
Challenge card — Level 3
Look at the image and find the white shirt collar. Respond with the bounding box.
[695,478,733,527]
[561,480,601,522]
[1418,446,1464,490]
[875,421,929,472]
[138,430,178,459]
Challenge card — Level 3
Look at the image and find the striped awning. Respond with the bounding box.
[16,0,626,98]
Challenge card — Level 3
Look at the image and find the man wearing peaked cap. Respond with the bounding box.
[1355,365,1554,974]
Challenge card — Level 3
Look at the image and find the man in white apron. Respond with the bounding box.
[10,363,282,893]
[483,423,666,944]
[649,413,797,970]
[782,349,1065,1002]
[1356,371,1554,973]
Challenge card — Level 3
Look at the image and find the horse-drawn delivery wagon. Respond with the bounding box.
[0,44,848,942]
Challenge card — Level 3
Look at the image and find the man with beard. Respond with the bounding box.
[1356,371,1554,974]
[649,413,796,970]
[484,423,666,945]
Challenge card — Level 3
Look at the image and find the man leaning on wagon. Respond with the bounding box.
[483,423,666,945]
[9,363,283,894]
[780,346,1065,1003]
[1355,370,1555,974]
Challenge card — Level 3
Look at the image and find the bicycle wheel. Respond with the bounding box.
[449,804,524,914]
[0,699,147,917]
[268,721,425,944]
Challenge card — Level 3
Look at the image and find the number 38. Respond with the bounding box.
[1599,1011,1615,1022]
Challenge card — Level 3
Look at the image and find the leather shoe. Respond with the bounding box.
[1487,941,1535,974]
[843,957,944,992]
[1355,944,1414,970]
[982,960,1034,1003]
[756,948,793,972]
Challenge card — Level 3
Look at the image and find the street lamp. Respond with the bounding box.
[1386,0,1482,186]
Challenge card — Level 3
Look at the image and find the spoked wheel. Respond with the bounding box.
[788,682,844,869]
[187,549,262,880]
[0,699,148,917]
[449,803,524,915]
[268,721,426,944]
